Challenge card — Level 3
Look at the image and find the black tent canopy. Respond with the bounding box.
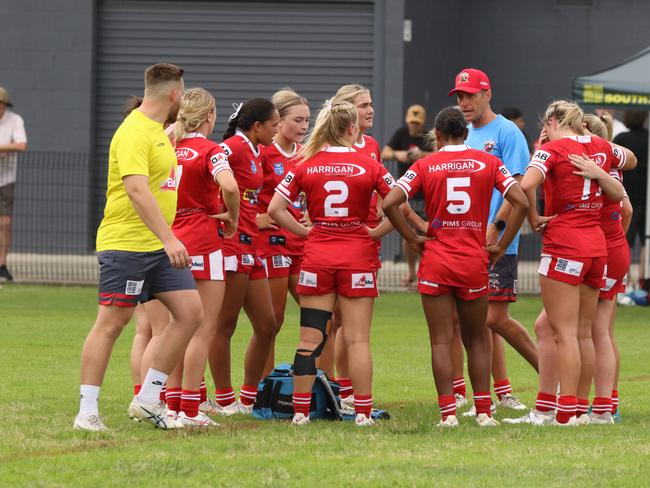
[573,47,650,280]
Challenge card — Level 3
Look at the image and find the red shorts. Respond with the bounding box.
[296,267,378,298]
[538,254,606,289]
[264,254,302,279]
[600,244,631,300]
[418,278,489,301]
[224,253,268,280]
[189,249,224,281]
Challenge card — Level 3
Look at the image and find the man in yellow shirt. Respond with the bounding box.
[74,64,203,431]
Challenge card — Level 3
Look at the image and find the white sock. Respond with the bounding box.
[137,368,168,404]
[79,384,100,418]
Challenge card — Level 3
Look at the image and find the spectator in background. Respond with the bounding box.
[502,107,533,154]
[382,104,434,287]
[613,110,649,286]
[0,86,27,282]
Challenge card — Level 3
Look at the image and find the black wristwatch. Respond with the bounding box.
[492,219,506,231]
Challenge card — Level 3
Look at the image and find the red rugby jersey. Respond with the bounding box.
[172,133,231,254]
[258,141,305,257]
[395,144,516,283]
[274,146,395,270]
[219,131,264,254]
[600,169,627,249]
[354,134,382,227]
[529,135,625,258]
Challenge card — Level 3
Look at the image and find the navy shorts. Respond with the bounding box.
[489,254,518,303]
[97,250,196,307]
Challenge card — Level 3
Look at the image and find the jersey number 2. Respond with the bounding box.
[446,177,471,214]
[324,181,349,217]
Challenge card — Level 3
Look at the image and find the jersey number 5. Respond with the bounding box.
[446,177,471,214]
[324,180,349,217]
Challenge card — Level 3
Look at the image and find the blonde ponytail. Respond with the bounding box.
[174,88,215,141]
[584,113,613,140]
[298,99,358,161]
[542,100,585,134]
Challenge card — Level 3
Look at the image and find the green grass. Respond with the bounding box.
[1,285,649,487]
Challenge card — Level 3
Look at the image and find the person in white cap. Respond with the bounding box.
[0,86,28,281]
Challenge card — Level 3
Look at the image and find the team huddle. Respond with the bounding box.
[73,62,635,431]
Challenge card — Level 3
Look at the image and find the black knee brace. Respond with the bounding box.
[292,308,332,376]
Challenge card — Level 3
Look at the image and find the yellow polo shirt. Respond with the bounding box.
[96,110,178,252]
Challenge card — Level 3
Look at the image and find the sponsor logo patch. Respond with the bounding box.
[241,254,254,266]
[272,255,290,269]
[190,255,205,271]
[306,163,366,177]
[429,159,486,173]
[483,140,497,153]
[160,167,178,191]
[125,279,144,296]
[404,170,417,180]
[554,258,583,277]
[351,272,375,289]
[176,147,199,161]
[299,270,318,287]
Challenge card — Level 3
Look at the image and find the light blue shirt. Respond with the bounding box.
[466,114,529,255]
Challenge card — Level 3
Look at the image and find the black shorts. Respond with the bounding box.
[97,250,196,307]
[489,254,518,303]
[0,183,15,216]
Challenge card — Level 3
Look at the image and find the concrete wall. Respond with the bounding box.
[403,0,650,132]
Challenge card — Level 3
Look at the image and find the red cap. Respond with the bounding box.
[448,68,491,96]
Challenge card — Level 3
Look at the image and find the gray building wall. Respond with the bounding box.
[0,0,95,254]
[402,0,650,133]
[0,0,94,153]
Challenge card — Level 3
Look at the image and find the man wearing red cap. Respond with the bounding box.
[448,68,538,415]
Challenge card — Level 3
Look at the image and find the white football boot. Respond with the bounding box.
[354,413,375,426]
[476,413,500,427]
[502,409,555,426]
[436,415,459,428]
[589,412,614,425]
[199,398,220,416]
[455,394,468,409]
[497,394,527,410]
[177,411,219,427]
[128,397,180,429]
[73,414,108,432]
[553,416,579,427]
[291,413,310,426]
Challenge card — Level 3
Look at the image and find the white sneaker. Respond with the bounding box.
[553,416,579,427]
[211,401,242,416]
[167,410,178,422]
[455,394,468,409]
[576,414,591,426]
[340,396,355,412]
[462,401,497,417]
[291,413,310,425]
[128,397,180,429]
[476,413,500,427]
[177,411,219,428]
[502,409,554,426]
[497,394,527,410]
[73,414,108,432]
[199,398,220,416]
[589,412,614,425]
[437,415,459,428]
[238,401,253,415]
[355,413,375,426]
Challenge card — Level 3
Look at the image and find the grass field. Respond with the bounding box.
[1,285,649,487]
